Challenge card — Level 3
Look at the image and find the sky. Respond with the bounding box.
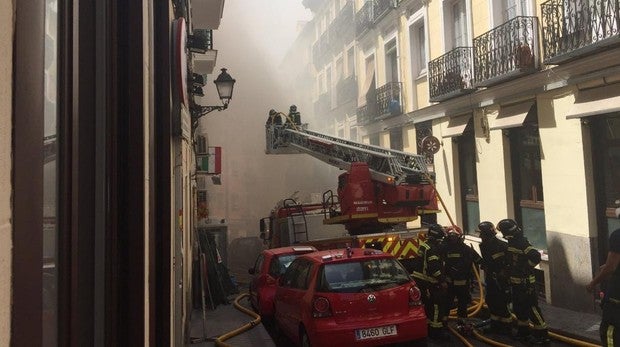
[222,0,312,64]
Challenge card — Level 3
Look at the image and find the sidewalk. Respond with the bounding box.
[539,300,601,344]
[186,295,275,347]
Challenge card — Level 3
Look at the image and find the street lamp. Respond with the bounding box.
[191,68,236,121]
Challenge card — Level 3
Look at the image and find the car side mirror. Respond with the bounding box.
[248,268,255,275]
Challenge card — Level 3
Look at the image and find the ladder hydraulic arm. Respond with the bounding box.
[265,111,432,186]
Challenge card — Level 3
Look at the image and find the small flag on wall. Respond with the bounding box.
[196,146,221,174]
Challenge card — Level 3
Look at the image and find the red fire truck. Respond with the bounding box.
[259,108,441,267]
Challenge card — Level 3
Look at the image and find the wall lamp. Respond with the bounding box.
[191,68,236,130]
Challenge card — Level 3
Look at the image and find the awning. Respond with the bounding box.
[441,114,472,138]
[566,84,620,119]
[490,101,535,130]
[358,59,375,106]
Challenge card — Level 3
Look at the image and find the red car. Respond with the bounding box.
[274,248,427,346]
[248,245,317,318]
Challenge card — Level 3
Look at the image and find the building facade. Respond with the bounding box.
[301,0,620,312]
[4,0,226,345]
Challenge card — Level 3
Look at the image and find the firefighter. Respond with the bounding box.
[442,228,482,323]
[497,218,549,344]
[586,227,620,347]
[412,224,449,340]
[478,221,513,335]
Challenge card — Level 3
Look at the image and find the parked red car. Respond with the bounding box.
[248,245,317,318]
[274,248,427,346]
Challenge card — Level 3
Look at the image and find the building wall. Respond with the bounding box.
[0,0,13,343]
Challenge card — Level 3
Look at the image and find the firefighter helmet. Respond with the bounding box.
[427,224,445,241]
[497,219,521,238]
[446,230,463,244]
[478,221,496,239]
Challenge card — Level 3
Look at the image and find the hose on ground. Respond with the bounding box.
[214,293,262,347]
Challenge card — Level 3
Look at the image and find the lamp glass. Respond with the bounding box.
[213,68,235,104]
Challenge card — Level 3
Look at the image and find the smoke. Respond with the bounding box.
[198,0,339,243]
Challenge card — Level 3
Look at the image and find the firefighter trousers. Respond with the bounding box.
[445,283,471,319]
[511,282,548,338]
[422,283,448,335]
[600,301,620,347]
[485,275,512,330]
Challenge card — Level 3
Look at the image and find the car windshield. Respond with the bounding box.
[317,258,411,293]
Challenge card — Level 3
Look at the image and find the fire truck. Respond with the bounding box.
[259,107,441,267]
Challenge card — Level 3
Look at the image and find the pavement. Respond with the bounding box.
[186,289,603,347]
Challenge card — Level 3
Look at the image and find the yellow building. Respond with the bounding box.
[302,0,620,312]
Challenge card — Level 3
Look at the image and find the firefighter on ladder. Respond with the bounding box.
[412,224,450,341]
[497,218,550,345]
[478,221,513,335]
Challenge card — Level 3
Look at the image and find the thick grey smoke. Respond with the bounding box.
[198,0,339,247]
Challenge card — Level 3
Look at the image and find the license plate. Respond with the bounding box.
[355,325,397,340]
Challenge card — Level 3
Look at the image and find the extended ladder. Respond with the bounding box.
[266,121,430,185]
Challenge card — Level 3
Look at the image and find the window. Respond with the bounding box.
[385,39,398,83]
[444,0,469,50]
[350,127,358,142]
[591,113,620,264]
[509,107,546,250]
[335,57,344,82]
[346,47,355,77]
[416,121,434,167]
[457,125,479,234]
[369,134,380,146]
[390,128,403,151]
[317,259,411,293]
[325,66,332,93]
[43,0,59,345]
[453,1,468,47]
[253,254,264,274]
[409,12,427,77]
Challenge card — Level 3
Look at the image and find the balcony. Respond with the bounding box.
[473,16,540,87]
[336,75,358,106]
[541,0,620,64]
[428,47,475,102]
[329,1,355,49]
[356,82,402,125]
[356,1,374,37]
[355,0,396,37]
[312,30,332,67]
[314,92,332,116]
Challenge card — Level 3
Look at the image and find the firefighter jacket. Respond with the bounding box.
[412,240,445,285]
[506,235,541,284]
[480,237,508,276]
[443,240,482,285]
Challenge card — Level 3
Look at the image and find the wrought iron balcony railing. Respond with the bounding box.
[356,1,374,37]
[330,1,355,49]
[355,0,396,37]
[377,82,403,117]
[357,103,372,125]
[541,0,620,64]
[336,75,358,106]
[374,0,394,22]
[473,16,540,87]
[314,92,332,116]
[428,47,475,102]
[357,82,402,125]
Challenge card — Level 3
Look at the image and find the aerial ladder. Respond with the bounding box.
[265,107,440,235]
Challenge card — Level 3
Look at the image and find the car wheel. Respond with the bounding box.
[300,328,311,347]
